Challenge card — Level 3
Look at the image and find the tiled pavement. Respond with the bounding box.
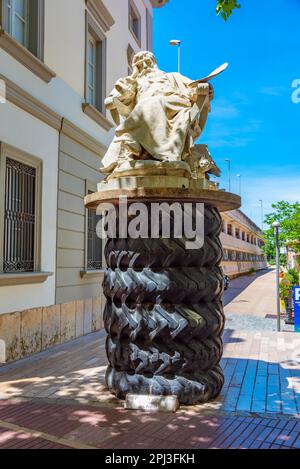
[0,269,299,449]
[0,399,299,449]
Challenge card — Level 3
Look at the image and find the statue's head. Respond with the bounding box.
[131,51,158,75]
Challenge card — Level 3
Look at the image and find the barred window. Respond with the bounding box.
[3,157,36,272]
[87,192,102,271]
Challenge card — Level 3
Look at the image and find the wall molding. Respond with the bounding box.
[82,103,113,131]
[0,73,62,129]
[0,74,107,157]
[61,118,107,156]
[85,0,115,33]
[0,272,53,287]
[0,29,55,83]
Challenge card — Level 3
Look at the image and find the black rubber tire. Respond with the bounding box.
[103,203,225,405]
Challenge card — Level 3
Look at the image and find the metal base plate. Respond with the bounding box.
[124,394,180,413]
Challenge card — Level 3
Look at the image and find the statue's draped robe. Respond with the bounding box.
[102,70,201,172]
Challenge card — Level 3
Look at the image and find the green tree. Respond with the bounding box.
[216,0,241,20]
[263,201,300,261]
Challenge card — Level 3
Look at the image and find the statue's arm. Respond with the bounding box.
[105,76,137,115]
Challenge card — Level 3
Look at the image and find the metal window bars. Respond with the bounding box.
[3,157,36,273]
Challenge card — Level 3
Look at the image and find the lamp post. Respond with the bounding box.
[225,159,231,192]
[259,199,264,230]
[170,39,181,73]
[272,221,281,332]
[236,174,242,197]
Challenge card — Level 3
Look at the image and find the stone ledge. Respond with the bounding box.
[80,270,105,279]
[0,272,53,287]
[82,103,114,131]
[85,187,241,213]
[0,30,56,83]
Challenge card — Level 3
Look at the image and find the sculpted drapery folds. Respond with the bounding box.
[102,51,214,177]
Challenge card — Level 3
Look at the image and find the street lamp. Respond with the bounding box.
[236,173,242,197]
[272,220,281,332]
[259,200,264,230]
[225,159,231,192]
[170,39,181,73]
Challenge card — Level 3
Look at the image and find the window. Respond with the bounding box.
[5,0,29,47]
[242,232,245,241]
[146,8,153,50]
[87,32,97,107]
[235,228,240,239]
[87,195,102,271]
[128,0,141,45]
[84,184,103,273]
[0,143,41,274]
[127,43,134,75]
[83,13,107,119]
[227,224,232,236]
[1,0,44,58]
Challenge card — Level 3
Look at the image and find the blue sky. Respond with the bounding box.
[153,0,300,227]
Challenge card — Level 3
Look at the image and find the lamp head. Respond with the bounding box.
[272,221,280,229]
[170,39,181,46]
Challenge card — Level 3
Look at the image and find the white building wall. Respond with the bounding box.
[0,101,59,314]
[0,0,153,315]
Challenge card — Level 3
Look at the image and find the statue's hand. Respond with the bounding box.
[105,96,116,110]
[197,83,210,95]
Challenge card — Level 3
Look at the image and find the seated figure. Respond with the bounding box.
[102,51,215,177]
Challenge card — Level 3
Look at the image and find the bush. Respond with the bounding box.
[287,268,299,286]
[280,276,292,301]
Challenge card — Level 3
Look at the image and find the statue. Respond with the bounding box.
[101,51,226,185]
[85,51,241,408]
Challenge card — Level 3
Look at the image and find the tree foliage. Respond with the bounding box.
[216,0,241,21]
[263,201,300,260]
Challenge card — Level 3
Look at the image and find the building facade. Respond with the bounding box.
[221,209,267,278]
[0,0,160,363]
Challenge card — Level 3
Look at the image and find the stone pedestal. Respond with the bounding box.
[85,188,240,405]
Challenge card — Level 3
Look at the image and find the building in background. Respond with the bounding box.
[0,0,163,363]
[221,209,267,278]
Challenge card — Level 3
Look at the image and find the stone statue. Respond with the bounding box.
[102,51,225,183]
[85,52,241,407]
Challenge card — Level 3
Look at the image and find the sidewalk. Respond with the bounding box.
[0,326,299,449]
[0,269,299,449]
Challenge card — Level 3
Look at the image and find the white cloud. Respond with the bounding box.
[228,174,300,227]
[259,86,286,97]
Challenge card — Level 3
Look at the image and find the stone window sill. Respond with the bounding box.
[0,272,53,286]
[80,269,105,279]
[82,103,114,131]
[0,30,56,83]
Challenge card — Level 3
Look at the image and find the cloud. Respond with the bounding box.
[211,98,240,119]
[259,86,286,97]
[204,118,263,149]
[231,173,300,226]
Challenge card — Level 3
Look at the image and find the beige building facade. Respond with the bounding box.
[221,209,267,278]
[0,0,160,363]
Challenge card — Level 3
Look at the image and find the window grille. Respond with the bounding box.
[3,157,36,272]
[87,196,102,271]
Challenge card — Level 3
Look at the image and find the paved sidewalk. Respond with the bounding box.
[0,269,299,449]
[0,399,299,449]
[0,328,300,416]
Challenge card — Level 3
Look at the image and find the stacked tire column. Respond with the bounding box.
[103,201,225,405]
